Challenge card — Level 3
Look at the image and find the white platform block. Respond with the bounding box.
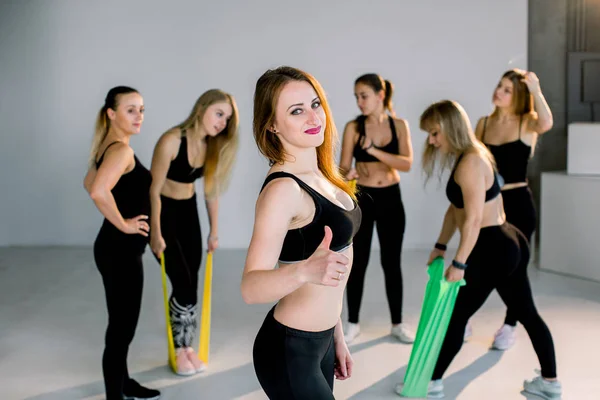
[539,171,600,282]
[567,122,600,175]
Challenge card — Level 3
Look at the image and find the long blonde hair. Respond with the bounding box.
[176,89,239,200]
[253,66,356,200]
[420,100,495,182]
[89,86,138,167]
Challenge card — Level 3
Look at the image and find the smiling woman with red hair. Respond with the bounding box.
[241,66,362,399]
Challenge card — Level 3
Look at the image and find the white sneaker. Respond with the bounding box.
[391,323,415,344]
[344,322,360,344]
[523,373,562,399]
[464,321,473,342]
[492,324,516,350]
[394,379,444,398]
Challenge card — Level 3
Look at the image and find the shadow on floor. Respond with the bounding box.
[348,349,504,399]
[24,361,262,400]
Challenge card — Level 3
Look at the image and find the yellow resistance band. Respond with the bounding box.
[198,251,213,364]
[161,252,214,367]
[160,253,177,372]
[349,179,357,192]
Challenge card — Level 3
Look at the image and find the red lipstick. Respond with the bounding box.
[305,126,321,135]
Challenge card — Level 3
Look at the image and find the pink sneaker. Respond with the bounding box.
[185,347,207,373]
[175,348,196,376]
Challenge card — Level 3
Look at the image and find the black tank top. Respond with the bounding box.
[260,172,362,263]
[482,116,531,184]
[446,153,502,209]
[166,130,205,183]
[95,142,152,253]
[353,115,399,162]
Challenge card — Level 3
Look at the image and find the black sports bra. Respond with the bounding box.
[353,115,399,162]
[260,172,362,263]
[95,142,152,253]
[166,130,205,183]
[446,153,502,209]
[482,116,531,184]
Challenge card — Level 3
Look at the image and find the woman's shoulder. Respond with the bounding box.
[391,116,409,132]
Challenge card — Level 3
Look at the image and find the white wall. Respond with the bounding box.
[0,0,527,249]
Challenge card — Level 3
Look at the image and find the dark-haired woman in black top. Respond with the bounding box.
[339,73,415,344]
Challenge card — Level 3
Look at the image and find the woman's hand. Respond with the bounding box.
[151,233,166,256]
[207,234,219,253]
[427,248,445,265]
[298,226,349,287]
[444,265,465,283]
[123,215,149,237]
[334,340,353,380]
[345,168,359,181]
[523,71,541,94]
[361,136,375,154]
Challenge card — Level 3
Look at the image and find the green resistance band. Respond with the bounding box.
[400,256,466,397]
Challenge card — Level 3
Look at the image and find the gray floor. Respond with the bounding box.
[1,247,598,400]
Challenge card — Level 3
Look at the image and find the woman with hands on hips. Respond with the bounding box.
[83,86,160,400]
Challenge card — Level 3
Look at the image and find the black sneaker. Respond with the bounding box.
[123,379,161,400]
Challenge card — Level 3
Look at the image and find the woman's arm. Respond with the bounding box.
[339,121,358,179]
[333,317,353,380]
[436,204,458,245]
[83,166,97,194]
[453,154,486,265]
[241,178,349,304]
[363,119,413,172]
[149,134,178,253]
[427,204,458,264]
[524,72,553,134]
[205,195,219,251]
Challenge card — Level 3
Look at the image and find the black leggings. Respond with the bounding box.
[502,186,536,326]
[253,307,336,399]
[347,183,406,324]
[156,194,203,349]
[432,223,557,380]
[94,236,144,400]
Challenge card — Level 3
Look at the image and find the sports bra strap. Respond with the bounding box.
[96,141,121,165]
[482,115,524,141]
[260,171,319,197]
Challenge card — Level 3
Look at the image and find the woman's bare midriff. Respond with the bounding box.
[273,246,354,332]
[161,179,196,200]
[501,181,528,191]
[356,161,400,187]
[453,197,506,229]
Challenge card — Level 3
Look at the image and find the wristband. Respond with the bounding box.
[434,242,447,251]
[451,259,468,270]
